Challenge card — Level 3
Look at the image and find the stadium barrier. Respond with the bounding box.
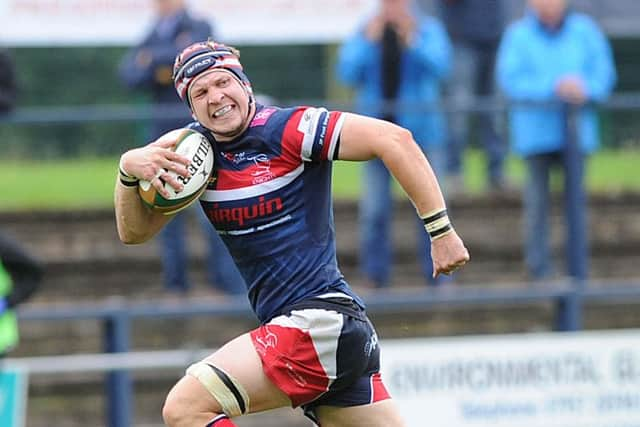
[1,92,640,135]
[2,93,638,159]
[0,92,636,118]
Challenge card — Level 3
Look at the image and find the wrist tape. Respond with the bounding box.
[119,157,139,187]
[421,208,453,241]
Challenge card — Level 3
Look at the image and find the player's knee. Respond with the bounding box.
[163,360,250,426]
[162,379,211,427]
[162,389,194,427]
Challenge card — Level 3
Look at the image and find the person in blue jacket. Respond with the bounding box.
[119,0,245,296]
[496,0,616,281]
[336,0,452,288]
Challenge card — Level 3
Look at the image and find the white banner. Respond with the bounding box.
[381,330,640,427]
[0,0,376,46]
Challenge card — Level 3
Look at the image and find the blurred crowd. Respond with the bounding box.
[337,0,615,287]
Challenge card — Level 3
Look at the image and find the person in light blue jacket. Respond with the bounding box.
[336,0,452,288]
[496,0,616,281]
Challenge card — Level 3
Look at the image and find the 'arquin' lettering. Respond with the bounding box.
[209,196,283,227]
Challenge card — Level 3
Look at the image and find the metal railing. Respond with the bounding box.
[2,93,639,160]
[1,92,640,125]
[11,278,640,427]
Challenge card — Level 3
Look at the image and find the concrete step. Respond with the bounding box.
[25,210,640,263]
[3,192,639,303]
[4,193,640,265]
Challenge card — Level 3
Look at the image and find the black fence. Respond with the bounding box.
[1,94,640,159]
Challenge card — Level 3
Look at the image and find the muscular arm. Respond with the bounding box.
[338,113,469,275]
[338,113,445,215]
[114,181,171,244]
[114,134,192,244]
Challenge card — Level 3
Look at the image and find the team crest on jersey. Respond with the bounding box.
[251,107,277,127]
[248,153,275,184]
[220,150,278,185]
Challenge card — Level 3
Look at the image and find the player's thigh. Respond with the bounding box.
[166,332,291,414]
[314,399,406,427]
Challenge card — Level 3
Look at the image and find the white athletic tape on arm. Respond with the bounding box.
[118,157,139,187]
[420,208,454,241]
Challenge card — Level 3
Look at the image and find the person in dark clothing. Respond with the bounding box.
[0,48,17,114]
[0,51,38,356]
[119,0,246,296]
[438,0,509,194]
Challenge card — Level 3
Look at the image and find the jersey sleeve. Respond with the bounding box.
[281,107,345,162]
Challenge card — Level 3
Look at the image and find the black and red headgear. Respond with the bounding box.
[173,40,253,108]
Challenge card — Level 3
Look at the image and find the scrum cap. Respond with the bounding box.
[173,40,253,108]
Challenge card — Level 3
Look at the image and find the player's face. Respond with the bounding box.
[189,70,252,141]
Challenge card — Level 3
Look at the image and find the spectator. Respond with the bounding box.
[0,53,38,358]
[438,0,509,195]
[336,0,452,287]
[496,0,616,281]
[0,233,42,357]
[0,47,17,114]
[118,0,245,295]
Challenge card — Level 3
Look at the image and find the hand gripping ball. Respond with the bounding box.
[138,129,214,215]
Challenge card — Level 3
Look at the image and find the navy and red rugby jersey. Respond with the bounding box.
[189,105,365,322]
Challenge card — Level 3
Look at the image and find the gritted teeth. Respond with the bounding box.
[214,105,233,118]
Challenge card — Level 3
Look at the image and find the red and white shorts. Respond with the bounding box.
[250,295,390,420]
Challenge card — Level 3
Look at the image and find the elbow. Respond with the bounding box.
[116,223,153,245]
[117,229,136,245]
[390,126,415,147]
[118,234,138,245]
[118,230,151,245]
[377,126,416,160]
[114,199,162,245]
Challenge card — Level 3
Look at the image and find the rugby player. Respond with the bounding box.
[115,40,469,427]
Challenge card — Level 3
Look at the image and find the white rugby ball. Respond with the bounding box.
[138,128,213,215]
